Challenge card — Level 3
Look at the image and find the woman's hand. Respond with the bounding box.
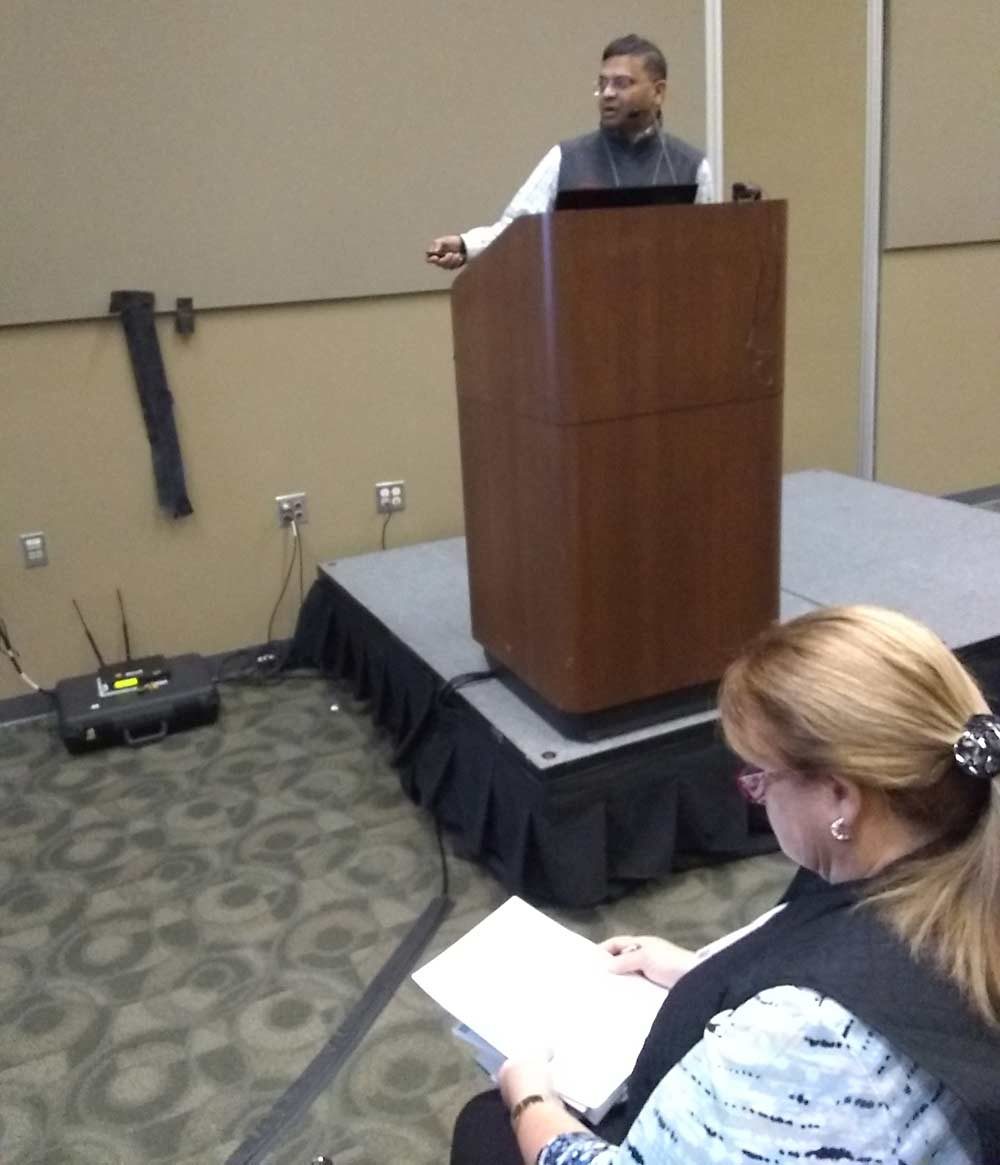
[499,1053,590,1162]
[498,1053,556,1110]
[601,935,699,988]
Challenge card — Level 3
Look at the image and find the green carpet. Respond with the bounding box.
[0,677,792,1164]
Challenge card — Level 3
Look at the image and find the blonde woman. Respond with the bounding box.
[454,606,1000,1165]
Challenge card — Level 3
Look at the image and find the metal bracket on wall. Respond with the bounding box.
[109,290,155,313]
[175,297,195,335]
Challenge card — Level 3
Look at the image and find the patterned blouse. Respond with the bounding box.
[538,986,978,1165]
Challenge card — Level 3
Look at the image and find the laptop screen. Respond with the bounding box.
[554,184,698,211]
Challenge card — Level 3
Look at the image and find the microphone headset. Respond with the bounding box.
[620,112,679,183]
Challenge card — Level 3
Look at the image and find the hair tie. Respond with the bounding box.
[953,713,1000,780]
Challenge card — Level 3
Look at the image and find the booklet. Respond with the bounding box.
[449,1021,626,1124]
[412,896,670,1122]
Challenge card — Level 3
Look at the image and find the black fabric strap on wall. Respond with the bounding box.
[111,290,194,518]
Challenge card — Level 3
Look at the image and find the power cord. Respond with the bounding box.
[298,523,305,607]
[266,519,302,645]
[0,617,55,698]
[395,667,500,898]
[434,814,451,899]
[398,676,496,936]
[393,667,499,766]
[215,520,311,685]
[438,668,500,703]
[380,511,393,550]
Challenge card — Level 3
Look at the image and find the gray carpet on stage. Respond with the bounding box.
[323,471,1000,767]
[0,677,794,1165]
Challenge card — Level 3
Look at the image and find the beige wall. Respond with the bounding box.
[1,0,709,326]
[721,1,1000,498]
[882,0,1000,250]
[723,0,867,476]
[0,295,462,699]
[3,0,996,703]
[877,244,1000,493]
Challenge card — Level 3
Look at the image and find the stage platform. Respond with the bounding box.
[290,471,1000,905]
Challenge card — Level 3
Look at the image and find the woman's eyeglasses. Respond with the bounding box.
[735,765,787,805]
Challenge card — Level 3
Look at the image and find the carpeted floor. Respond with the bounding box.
[0,675,793,1165]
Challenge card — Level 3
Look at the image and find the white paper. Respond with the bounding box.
[413,896,668,1112]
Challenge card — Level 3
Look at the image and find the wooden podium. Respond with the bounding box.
[451,200,786,737]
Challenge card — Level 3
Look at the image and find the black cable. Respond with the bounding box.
[217,523,313,686]
[407,676,503,898]
[380,511,393,550]
[213,519,317,686]
[265,525,301,646]
[0,617,56,698]
[214,646,327,687]
[392,668,498,766]
[213,645,262,684]
[438,668,500,703]
[434,815,450,899]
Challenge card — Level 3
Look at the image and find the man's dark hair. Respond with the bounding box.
[602,34,668,82]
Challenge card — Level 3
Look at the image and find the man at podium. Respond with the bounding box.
[425,33,713,270]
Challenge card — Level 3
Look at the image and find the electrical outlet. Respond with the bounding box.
[19,531,48,568]
[375,480,406,514]
[275,492,308,527]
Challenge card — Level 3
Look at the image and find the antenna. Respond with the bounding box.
[116,588,133,661]
[71,599,107,667]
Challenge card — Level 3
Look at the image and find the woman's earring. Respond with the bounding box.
[830,816,851,842]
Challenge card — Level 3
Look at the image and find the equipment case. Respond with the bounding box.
[56,652,219,753]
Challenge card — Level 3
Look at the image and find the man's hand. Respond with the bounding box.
[601,935,699,988]
[425,235,467,269]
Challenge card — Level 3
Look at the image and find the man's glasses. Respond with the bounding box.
[594,75,639,96]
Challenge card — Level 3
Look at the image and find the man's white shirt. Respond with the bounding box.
[461,145,714,259]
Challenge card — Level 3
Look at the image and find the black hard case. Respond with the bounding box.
[56,653,219,753]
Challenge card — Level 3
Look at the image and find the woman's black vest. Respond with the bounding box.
[621,875,1000,1161]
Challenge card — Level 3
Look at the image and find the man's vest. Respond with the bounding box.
[557,127,704,191]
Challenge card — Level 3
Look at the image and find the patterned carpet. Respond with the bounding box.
[0,676,793,1164]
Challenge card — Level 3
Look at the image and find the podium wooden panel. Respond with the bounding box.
[452,201,786,725]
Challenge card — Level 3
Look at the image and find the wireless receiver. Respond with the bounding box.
[55,591,218,753]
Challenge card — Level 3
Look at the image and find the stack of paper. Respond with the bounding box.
[412,896,669,1121]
